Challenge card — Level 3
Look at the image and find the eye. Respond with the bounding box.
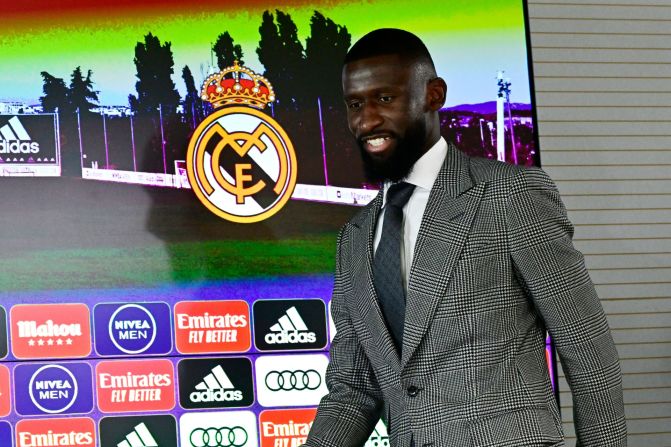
[379,95,393,103]
[347,100,362,111]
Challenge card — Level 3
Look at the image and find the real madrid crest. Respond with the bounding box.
[187,61,297,223]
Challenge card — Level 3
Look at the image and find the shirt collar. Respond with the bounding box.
[382,137,448,205]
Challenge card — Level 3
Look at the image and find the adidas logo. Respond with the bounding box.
[0,116,40,154]
[265,306,316,344]
[190,364,243,403]
[117,423,158,447]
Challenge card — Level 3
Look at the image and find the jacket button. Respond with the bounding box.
[407,385,419,397]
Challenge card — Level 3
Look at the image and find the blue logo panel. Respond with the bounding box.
[94,302,172,356]
[0,421,11,447]
[14,362,93,416]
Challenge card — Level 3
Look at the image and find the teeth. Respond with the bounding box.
[367,137,388,147]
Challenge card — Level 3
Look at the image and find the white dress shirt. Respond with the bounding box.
[373,137,448,290]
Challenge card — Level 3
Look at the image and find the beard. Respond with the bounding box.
[358,120,428,183]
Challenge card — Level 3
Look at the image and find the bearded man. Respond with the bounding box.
[304,28,627,447]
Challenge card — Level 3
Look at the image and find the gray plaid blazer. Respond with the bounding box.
[304,145,627,447]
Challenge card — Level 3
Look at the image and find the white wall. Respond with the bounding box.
[528,1,671,445]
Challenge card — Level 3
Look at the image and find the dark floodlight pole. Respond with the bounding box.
[76,107,84,169]
[158,104,167,175]
[317,97,329,186]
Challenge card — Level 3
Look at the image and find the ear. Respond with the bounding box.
[426,77,447,111]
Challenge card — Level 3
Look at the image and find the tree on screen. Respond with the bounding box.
[213,31,244,69]
[69,66,99,114]
[129,32,180,114]
[257,10,306,110]
[182,65,203,128]
[304,11,359,187]
[305,11,351,108]
[39,72,70,113]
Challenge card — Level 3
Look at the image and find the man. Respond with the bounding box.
[304,29,626,447]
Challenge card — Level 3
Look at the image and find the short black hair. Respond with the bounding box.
[344,28,436,73]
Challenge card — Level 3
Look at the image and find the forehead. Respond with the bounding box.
[342,54,413,95]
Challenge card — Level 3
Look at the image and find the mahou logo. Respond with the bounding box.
[174,300,251,354]
[14,362,93,416]
[0,365,10,417]
[11,303,91,359]
[259,408,316,447]
[94,302,172,356]
[16,417,96,447]
[96,359,175,413]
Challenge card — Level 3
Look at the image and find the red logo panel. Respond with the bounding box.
[174,300,250,354]
[0,365,10,417]
[11,303,91,359]
[96,359,175,413]
[259,408,317,447]
[16,417,96,447]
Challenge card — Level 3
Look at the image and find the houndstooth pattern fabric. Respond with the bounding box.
[374,182,416,350]
[304,145,627,447]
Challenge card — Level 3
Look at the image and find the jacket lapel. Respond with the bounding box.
[401,145,485,368]
[347,191,402,371]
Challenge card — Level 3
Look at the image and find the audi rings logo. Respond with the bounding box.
[179,411,258,447]
[265,370,321,391]
[190,427,248,447]
[255,354,329,407]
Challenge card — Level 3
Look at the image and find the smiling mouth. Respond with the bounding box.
[361,135,395,155]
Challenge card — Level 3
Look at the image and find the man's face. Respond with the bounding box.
[342,54,430,182]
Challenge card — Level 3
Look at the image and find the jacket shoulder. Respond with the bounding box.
[468,154,525,184]
[467,154,553,192]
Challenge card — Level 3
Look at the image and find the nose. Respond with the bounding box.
[356,102,384,135]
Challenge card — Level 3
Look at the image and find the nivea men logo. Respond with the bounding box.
[178,357,253,409]
[100,415,177,447]
[31,365,78,413]
[0,116,39,154]
[94,302,171,356]
[253,299,327,352]
[14,362,93,416]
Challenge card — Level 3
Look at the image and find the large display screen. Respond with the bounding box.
[0,1,548,446]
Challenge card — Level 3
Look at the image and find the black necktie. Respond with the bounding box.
[373,182,415,351]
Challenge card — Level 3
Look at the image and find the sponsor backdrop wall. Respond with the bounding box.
[0,1,542,446]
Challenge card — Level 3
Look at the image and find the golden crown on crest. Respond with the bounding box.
[200,61,276,110]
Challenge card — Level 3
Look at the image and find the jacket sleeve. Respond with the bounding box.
[506,167,627,446]
[303,226,383,447]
